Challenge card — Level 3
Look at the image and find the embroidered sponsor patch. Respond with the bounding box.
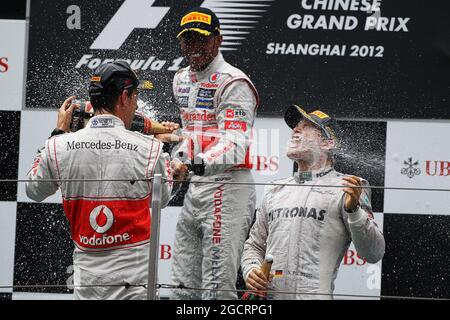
[198,88,216,99]
[178,96,189,107]
[91,118,114,128]
[196,98,214,109]
[209,72,220,83]
[200,82,219,89]
[311,110,329,120]
[181,12,212,26]
[224,120,247,131]
[225,109,247,119]
[268,206,325,222]
[182,110,216,122]
[274,270,283,278]
[177,87,190,94]
[214,176,232,182]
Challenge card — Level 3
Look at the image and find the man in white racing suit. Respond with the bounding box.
[170,7,259,299]
[26,61,173,299]
[241,105,385,299]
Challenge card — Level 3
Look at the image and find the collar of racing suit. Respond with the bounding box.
[188,52,224,81]
[294,166,334,184]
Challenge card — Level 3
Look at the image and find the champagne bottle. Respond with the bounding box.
[241,254,273,300]
[70,99,94,132]
[130,111,174,135]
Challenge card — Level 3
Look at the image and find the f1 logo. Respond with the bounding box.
[90,0,170,50]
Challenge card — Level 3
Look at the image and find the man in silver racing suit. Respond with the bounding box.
[241,105,385,299]
[26,61,173,299]
[170,7,259,299]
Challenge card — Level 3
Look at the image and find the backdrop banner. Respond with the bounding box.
[26,0,450,119]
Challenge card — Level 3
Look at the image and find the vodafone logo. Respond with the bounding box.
[209,72,220,83]
[0,57,8,73]
[201,82,219,88]
[79,205,132,248]
[89,205,114,234]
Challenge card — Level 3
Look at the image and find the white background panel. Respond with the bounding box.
[250,117,294,206]
[17,110,62,203]
[0,20,26,111]
[0,202,17,293]
[384,121,450,215]
[157,206,180,298]
[334,212,384,299]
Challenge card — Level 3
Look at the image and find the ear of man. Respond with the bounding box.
[323,138,336,150]
[118,89,131,107]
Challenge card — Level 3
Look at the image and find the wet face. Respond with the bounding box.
[179,32,222,71]
[286,120,330,161]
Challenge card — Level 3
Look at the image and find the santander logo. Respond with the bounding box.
[89,205,114,234]
[182,109,216,122]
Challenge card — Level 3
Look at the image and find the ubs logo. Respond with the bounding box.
[401,157,421,179]
[89,205,114,233]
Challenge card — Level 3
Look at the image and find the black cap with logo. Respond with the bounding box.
[89,61,153,98]
[284,105,337,142]
[176,7,221,38]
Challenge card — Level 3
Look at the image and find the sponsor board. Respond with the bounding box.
[157,206,180,298]
[26,0,268,115]
[0,20,26,110]
[384,121,450,215]
[26,1,450,119]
